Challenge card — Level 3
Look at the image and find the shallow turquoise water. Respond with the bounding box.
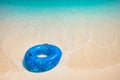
[0,0,119,8]
[0,0,120,18]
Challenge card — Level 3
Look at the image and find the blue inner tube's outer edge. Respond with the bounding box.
[23,43,62,73]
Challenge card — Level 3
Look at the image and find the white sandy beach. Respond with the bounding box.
[0,3,120,80]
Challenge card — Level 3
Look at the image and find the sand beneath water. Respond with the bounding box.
[0,4,120,80]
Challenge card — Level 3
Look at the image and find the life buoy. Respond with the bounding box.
[23,44,62,73]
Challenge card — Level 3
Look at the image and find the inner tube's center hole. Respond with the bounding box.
[37,54,48,58]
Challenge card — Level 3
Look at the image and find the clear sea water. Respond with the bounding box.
[0,0,120,19]
[0,0,119,8]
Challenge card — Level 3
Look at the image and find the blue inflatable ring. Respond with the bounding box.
[23,44,62,73]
